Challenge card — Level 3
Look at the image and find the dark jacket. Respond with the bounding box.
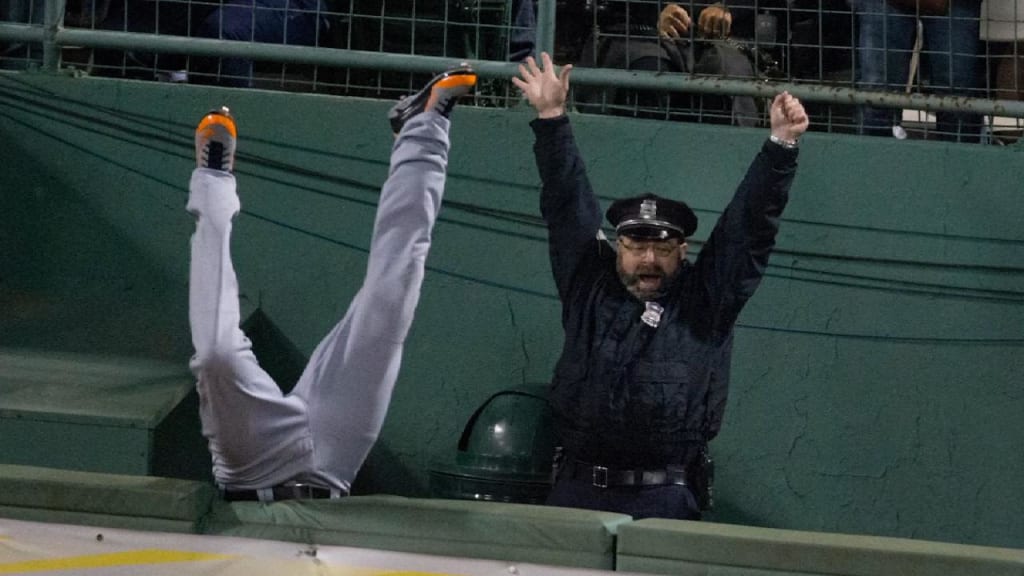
[531,115,796,468]
[586,0,763,42]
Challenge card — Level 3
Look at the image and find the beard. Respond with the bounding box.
[617,262,677,301]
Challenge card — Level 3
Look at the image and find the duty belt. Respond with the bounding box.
[562,459,687,488]
[220,482,343,502]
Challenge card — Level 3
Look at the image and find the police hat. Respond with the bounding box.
[606,193,698,240]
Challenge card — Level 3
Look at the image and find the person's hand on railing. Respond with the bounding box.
[512,52,573,120]
[658,3,692,38]
[697,3,732,39]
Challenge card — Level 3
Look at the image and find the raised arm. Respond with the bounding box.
[692,92,808,332]
[514,53,604,300]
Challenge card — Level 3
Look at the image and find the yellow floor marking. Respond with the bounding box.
[376,569,460,573]
[0,549,230,573]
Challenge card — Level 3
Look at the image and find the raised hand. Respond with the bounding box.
[770,91,809,143]
[512,52,573,119]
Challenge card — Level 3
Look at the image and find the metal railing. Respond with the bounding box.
[3,0,1024,138]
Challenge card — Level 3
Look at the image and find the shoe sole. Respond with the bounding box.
[196,112,237,170]
[387,68,477,134]
[197,114,237,139]
[425,73,478,110]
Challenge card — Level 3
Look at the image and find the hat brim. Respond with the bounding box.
[616,220,686,240]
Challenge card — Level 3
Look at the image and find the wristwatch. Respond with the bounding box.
[770,134,799,149]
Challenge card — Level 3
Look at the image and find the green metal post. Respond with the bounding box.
[41,0,63,72]
[535,0,555,59]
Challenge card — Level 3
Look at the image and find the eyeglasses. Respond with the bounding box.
[617,237,680,258]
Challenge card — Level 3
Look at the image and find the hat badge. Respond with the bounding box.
[640,199,657,220]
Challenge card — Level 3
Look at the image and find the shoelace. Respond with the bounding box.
[204,141,225,171]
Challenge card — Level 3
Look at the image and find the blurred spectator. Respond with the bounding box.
[575,0,760,45]
[789,0,855,82]
[570,0,768,124]
[335,0,532,100]
[509,0,536,61]
[191,0,330,87]
[338,0,532,62]
[981,0,1024,100]
[85,0,193,80]
[659,0,787,75]
[572,0,786,77]
[66,0,328,86]
[451,0,536,61]
[851,0,984,141]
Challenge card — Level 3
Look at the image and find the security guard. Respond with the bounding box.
[513,53,807,519]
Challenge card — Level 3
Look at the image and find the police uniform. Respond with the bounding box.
[186,112,451,501]
[531,114,798,520]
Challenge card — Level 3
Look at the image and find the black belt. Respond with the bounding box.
[220,483,340,502]
[562,459,687,488]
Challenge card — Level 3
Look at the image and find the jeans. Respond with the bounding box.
[852,0,983,141]
[195,0,326,87]
[508,0,536,62]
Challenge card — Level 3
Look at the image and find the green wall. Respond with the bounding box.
[1,71,1021,550]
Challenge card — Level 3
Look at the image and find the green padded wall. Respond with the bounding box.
[0,71,1020,551]
[0,349,211,480]
[616,519,1024,576]
[204,495,629,569]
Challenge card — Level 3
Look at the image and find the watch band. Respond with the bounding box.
[770,134,799,149]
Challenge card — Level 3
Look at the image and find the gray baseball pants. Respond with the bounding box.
[187,112,450,493]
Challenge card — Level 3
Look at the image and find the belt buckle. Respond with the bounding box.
[592,465,609,488]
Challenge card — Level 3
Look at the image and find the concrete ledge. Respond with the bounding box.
[0,464,215,532]
[616,519,1024,576]
[0,505,207,534]
[202,494,631,570]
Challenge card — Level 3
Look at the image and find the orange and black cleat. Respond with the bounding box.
[195,106,237,173]
[388,64,477,134]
